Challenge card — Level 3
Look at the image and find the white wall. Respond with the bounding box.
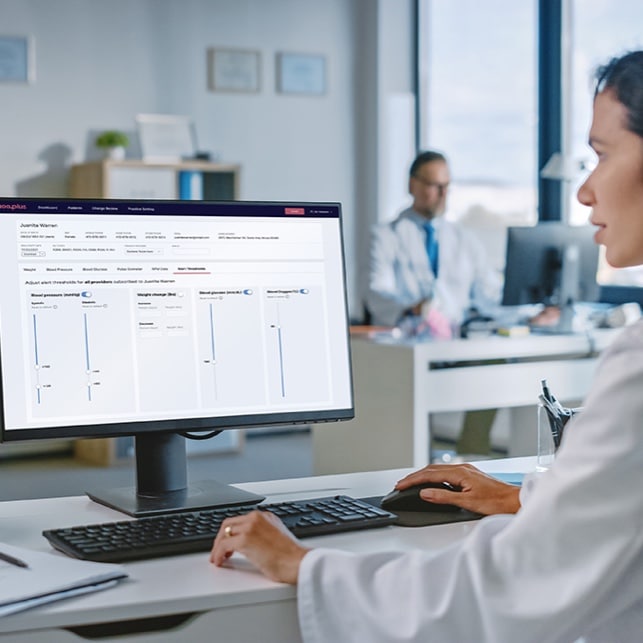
[352,0,416,311]
[0,0,415,316]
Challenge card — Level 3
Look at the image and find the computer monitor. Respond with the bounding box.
[502,222,600,331]
[0,197,353,516]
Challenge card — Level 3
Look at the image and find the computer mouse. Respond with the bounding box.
[380,482,462,513]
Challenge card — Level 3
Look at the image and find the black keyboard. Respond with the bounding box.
[43,495,396,563]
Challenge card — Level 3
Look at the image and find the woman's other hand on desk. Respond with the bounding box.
[210,510,309,585]
[396,463,521,515]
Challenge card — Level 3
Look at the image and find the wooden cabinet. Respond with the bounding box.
[69,160,240,200]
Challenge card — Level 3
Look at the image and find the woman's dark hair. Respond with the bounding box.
[595,50,643,138]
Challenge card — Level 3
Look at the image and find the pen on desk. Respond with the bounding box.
[541,379,567,416]
[540,379,553,402]
[541,379,561,409]
[539,393,562,448]
[0,551,30,569]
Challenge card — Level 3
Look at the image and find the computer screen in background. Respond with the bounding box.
[502,223,599,332]
[0,198,353,516]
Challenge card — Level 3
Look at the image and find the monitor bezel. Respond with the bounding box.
[0,196,355,445]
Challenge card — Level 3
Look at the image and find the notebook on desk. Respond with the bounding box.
[490,472,525,486]
[0,542,127,617]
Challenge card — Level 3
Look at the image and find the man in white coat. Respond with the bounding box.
[211,50,643,643]
[367,151,502,455]
[365,150,501,328]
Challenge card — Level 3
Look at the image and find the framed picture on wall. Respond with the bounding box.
[207,48,261,93]
[0,35,34,83]
[276,52,326,96]
[135,114,197,162]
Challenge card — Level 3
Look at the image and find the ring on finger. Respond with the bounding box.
[224,525,233,537]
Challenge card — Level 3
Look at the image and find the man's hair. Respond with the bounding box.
[595,50,643,139]
[409,150,448,178]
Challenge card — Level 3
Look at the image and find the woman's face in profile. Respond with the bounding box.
[578,89,643,269]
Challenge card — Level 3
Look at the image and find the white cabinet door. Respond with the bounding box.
[108,167,177,199]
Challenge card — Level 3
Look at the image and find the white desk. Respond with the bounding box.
[0,458,535,642]
[313,329,618,474]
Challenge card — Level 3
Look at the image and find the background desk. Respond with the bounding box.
[313,329,618,474]
[0,458,534,642]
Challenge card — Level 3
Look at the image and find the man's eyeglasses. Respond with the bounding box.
[411,174,450,192]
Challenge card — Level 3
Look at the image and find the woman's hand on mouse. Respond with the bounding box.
[395,463,521,515]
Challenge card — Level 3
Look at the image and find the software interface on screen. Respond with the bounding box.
[0,198,352,516]
[0,199,352,442]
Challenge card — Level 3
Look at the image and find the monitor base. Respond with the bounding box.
[87,480,265,517]
[530,302,577,335]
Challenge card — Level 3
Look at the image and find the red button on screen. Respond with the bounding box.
[284,207,305,215]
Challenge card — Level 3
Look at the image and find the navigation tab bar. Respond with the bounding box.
[0,198,341,219]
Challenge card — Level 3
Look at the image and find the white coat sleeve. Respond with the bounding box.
[366,225,417,326]
[297,322,643,643]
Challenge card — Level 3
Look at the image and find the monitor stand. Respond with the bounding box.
[551,300,576,334]
[86,432,265,517]
[530,300,577,335]
[532,243,582,335]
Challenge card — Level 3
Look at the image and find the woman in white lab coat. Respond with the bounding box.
[210,50,643,643]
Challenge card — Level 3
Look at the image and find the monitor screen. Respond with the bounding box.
[0,197,353,515]
[502,222,600,308]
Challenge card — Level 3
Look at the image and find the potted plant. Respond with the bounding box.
[95,130,129,160]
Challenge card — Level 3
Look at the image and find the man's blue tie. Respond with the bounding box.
[424,221,439,276]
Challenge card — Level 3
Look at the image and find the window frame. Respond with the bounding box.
[414,0,643,305]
